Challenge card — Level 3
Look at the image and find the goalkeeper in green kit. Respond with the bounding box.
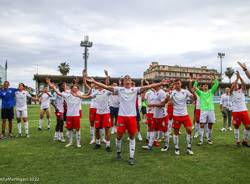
[193,73,219,145]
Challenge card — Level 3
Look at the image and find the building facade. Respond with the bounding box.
[144,62,221,82]
[33,71,250,97]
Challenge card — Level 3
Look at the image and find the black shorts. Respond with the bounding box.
[136,108,141,122]
[141,106,147,115]
[110,107,119,118]
[1,107,14,121]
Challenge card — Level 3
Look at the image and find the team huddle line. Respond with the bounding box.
[0,61,249,166]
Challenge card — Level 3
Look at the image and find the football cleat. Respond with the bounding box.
[161,145,169,152]
[94,144,101,149]
[186,148,194,155]
[128,158,135,166]
[65,142,73,147]
[175,149,180,155]
[116,152,122,160]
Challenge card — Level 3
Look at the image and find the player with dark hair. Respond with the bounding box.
[15,83,38,138]
[193,74,219,146]
[230,71,250,147]
[86,76,169,165]
[38,85,52,130]
[51,82,67,142]
[0,81,18,138]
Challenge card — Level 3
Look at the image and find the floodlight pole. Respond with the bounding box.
[80,35,93,92]
[217,52,225,80]
[217,52,225,95]
[80,35,93,74]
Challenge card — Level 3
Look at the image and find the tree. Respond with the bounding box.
[224,67,234,83]
[58,62,70,76]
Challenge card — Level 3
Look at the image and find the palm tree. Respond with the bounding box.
[58,62,70,76]
[225,67,234,83]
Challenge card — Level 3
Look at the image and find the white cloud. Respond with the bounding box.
[0,0,250,88]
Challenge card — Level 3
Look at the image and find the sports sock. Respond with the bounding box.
[149,131,155,147]
[207,128,212,141]
[76,130,81,145]
[204,123,208,138]
[129,138,136,159]
[243,129,249,142]
[199,128,204,143]
[157,131,160,139]
[195,123,199,134]
[68,130,73,143]
[186,134,192,149]
[17,123,22,134]
[54,131,58,138]
[24,122,29,135]
[96,139,101,145]
[234,128,240,142]
[47,119,51,129]
[116,138,122,153]
[146,131,150,140]
[90,126,95,140]
[39,119,43,128]
[173,134,179,149]
[60,132,65,140]
[159,131,163,139]
[165,132,170,147]
[106,140,110,147]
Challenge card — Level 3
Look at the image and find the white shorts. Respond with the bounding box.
[200,111,216,123]
[16,110,28,118]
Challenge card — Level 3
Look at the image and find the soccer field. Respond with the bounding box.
[0,104,249,184]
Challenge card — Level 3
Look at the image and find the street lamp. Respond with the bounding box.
[80,35,93,73]
[217,52,225,80]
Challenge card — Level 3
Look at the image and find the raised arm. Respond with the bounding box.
[37,92,43,98]
[46,78,62,96]
[25,91,39,101]
[210,79,219,94]
[237,71,246,91]
[193,80,202,96]
[140,79,169,93]
[73,77,80,85]
[82,69,91,90]
[188,74,197,95]
[45,91,52,97]
[238,61,250,79]
[30,95,39,101]
[72,92,92,99]
[140,79,144,87]
[86,78,114,93]
[230,73,239,94]
[104,70,110,85]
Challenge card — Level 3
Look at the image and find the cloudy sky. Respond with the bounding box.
[0,0,250,87]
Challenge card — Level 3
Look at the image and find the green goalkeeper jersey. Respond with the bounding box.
[141,100,148,107]
[193,79,219,111]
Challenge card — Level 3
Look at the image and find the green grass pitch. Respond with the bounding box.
[0,104,249,184]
